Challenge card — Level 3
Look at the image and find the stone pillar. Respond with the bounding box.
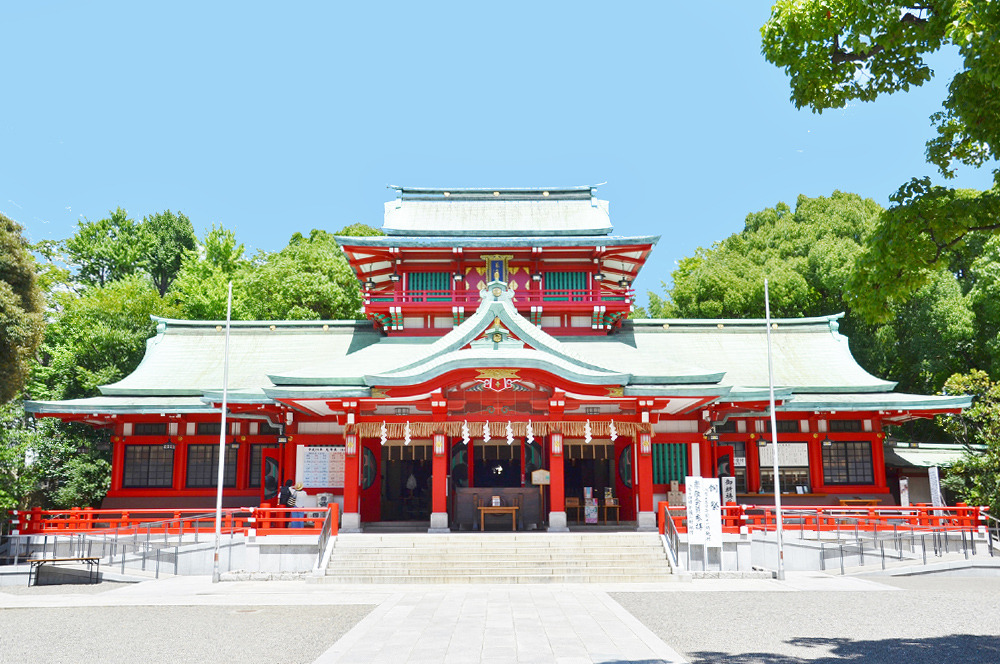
[429,432,450,532]
[341,433,361,533]
[636,431,656,531]
[547,433,569,532]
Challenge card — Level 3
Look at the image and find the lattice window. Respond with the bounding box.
[123,445,174,488]
[186,444,238,488]
[133,423,167,436]
[822,441,874,485]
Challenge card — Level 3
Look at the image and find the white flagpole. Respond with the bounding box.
[764,278,786,581]
[212,281,233,584]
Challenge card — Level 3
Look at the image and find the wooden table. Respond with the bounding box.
[479,505,519,531]
[603,501,620,524]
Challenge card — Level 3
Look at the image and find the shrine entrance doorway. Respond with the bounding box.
[380,443,433,521]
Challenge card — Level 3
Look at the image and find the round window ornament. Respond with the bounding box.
[492,286,502,297]
[492,332,503,343]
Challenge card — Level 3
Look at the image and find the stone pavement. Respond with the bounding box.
[0,573,901,664]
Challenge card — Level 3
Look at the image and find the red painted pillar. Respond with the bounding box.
[636,432,656,531]
[547,433,568,531]
[429,433,450,532]
[342,433,361,532]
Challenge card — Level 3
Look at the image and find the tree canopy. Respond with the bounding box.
[0,213,45,403]
[762,1,1000,321]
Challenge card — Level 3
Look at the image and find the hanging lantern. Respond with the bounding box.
[380,421,388,446]
[584,419,592,444]
[506,421,514,445]
[482,420,491,443]
[526,420,534,445]
[404,421,411,446]
[462,420,470,445]
[609,420,618,442]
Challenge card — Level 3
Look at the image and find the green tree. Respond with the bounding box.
[645,191,983,394]
[336,223,384,237]
[761,2,1000,320]
[142,210,197,296]
[238,229,364,320]
[0,213,45,403]
[938,370,1000,514]
[169,224,249,320]
[32,276,178,401]
[171,226,369,321]
[64,208,151,287]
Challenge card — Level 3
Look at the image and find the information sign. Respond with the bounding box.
[301,446,345,488]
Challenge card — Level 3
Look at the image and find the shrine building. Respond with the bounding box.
[26,185,971,532]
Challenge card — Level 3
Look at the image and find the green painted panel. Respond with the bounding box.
[544,272,587,301]
[653,443,687,485]
[408,272,450,301]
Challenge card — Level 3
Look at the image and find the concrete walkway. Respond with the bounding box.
[0,574,896,664]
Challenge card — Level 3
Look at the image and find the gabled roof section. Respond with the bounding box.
[381,185,614,237]
[617,315,898,393]
[268,281,726,388]
[98,317,380,397]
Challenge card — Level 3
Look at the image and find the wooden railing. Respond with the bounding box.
[15,505,338,538]
[658,502,990,536]
[365,288,634,306]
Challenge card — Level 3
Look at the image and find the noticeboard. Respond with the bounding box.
[531,469,551,485]
[301,446,346,488]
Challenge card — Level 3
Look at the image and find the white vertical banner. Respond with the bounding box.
[686,476,706,544]
[928,467,945,507]
[703,478,722,547]
[686,476,723,547]
[721,476,737,506]
[899,477,910,507]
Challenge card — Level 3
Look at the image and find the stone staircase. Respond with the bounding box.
[322,532,676,583]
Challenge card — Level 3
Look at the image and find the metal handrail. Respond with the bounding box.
[314,504,339,570]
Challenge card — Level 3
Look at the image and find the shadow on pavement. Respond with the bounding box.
[686,634,1000,663]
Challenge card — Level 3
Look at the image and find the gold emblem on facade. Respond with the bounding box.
[476,369,520,380]
[606,387,624,397]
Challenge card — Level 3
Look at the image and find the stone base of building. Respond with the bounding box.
[636,510,657,532]
[341,513,362,533]
[428,512,450,533]
[547,511,569,532]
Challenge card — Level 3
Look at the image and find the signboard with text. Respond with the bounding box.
[757,442,809,466]
[685,476,722,547]
[301,446,346,488]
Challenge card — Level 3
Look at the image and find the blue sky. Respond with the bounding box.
[2,2,994,308]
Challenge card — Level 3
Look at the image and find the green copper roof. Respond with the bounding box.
[24,295,967,417]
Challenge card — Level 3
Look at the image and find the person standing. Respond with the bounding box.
[290,482,307,528]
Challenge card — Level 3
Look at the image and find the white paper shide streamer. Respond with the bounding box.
[584,419,592,444]
[482,421,491,443]
[609,420,618,442]
[461,420,470,445]
[506,421,514,445]
[404,421,411,446]
[525,420,534,445]
[379,421,387,446]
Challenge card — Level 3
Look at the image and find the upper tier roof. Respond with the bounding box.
[382,185,613,237]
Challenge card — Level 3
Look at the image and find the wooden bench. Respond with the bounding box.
[27,557,101,586]
[839,499,882,506]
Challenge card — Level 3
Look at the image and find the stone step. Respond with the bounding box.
[330,553,668,563]
[331,546,664,555]
[335,533,661,540]
[329,560,667,570]
[325,532,673,583]
[320,573,678,584]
